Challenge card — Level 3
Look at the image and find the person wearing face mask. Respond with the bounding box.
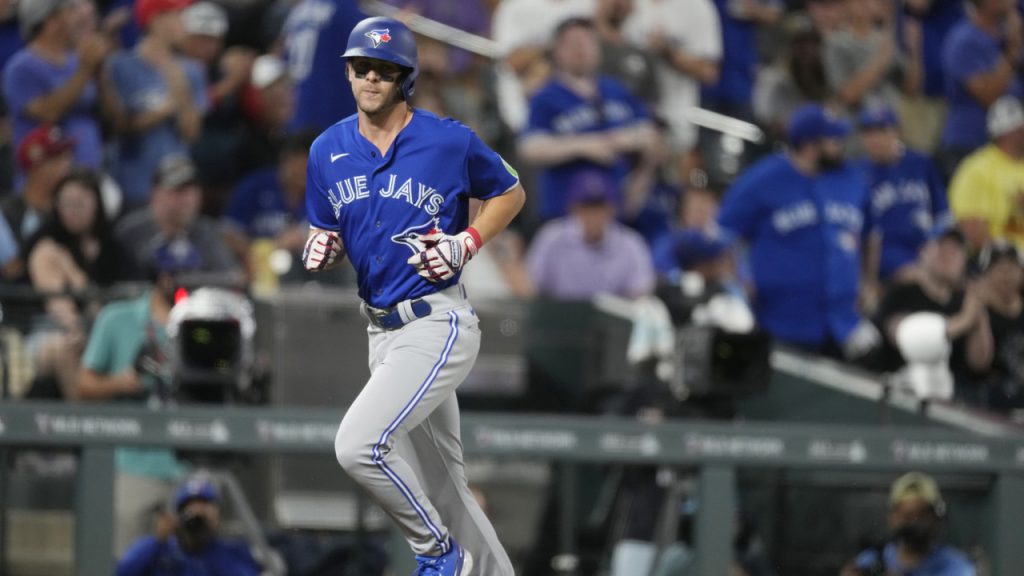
[116,476,262,576]
[840,472,974,576]
[717,103,880,362]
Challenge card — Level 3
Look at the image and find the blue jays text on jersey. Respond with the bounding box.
[718,154,870,348]
[306,109,519,309]
[857,150,948,280]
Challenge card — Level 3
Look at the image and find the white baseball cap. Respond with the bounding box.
[251,54,286,90]
[987,95,1024,138]
[182,1,228,38]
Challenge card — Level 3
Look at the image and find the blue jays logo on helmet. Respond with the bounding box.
[365,29,392,48]
[342,16,419,99]
[392,218,441,254]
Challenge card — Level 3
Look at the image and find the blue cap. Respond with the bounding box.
[857,103,899,130]
[174,478,218,511]
[787,103,851,145]
[567,169,617,206]
[673,227,735,269]
[926,217,964,244]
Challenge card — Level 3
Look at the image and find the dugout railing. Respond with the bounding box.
[0,401,1022,575]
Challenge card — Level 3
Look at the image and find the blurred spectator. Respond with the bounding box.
[77,248,196,553]
[856,103,947,298]
[0,210,17,280]
[492,0,594,132]
[620,119,678,246]
[938,0,1023,178]
[282,0,365,132]
[840,472,974,576]
[22,169,133,399]
[518,17,654,221]
[824,0,915,117]
[104,0,143,49]
[753,16,828,138]
[0,0,22,72]
[0,125,76,273]
[976,240,1024,416]
[717,104,879,361]
[526,169,655,299]
[805,0,843,36]
[874,222,992,399]
[623,0,720,179]
[222,130,315,273]
[594,0,658,104]
[3,0,113,176]
[896,0,964,154]
[115,154,239,279]
[459,229,535,300]
[651,183,720,280]
[117,475,262,576]
[663,225,739,294]
[104,0,207,208]
[237,54,294,176]
[948,96,1024,252]
[702,0,783,119]
[385,0,489,76]
[182,1,254,215]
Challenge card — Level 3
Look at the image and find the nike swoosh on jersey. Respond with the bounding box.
[330,153,350,163]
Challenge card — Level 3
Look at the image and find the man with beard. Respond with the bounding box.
[840,472,974,576]
[718,103,879,361]
[116,476,261,575]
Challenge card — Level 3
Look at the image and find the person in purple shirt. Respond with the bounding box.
[526,169,655,300]
[3,0,113,179]
[938,0,1023,178]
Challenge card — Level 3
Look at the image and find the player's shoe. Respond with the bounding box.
[412,537,473,576]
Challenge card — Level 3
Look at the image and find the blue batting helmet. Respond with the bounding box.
[342,17,418,100]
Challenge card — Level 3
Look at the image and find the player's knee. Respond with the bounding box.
[334,426,365,472]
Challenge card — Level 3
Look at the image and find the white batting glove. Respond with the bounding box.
[302,231,342,271]
[407,227,482,282]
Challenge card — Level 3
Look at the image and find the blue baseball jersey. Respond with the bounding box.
[858,150,948,280]
[855,543,974,576]
[225,168,307,238]
[283,0,365,132]
[524,76,649,220]
[718,154,869,348]
[306,109,520,308]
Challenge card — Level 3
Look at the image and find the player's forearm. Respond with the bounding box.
[471,185,526,245]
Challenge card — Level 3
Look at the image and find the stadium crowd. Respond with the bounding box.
[0,0,1021,572]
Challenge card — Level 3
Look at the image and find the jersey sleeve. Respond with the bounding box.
[304,141,339,230]
[465,131,520,200]
[717,173,761,240]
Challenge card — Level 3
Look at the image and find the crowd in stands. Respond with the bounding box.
[0,0,1022,411]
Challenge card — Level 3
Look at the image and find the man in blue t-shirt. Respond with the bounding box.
[3,0,113,178]
[938,0,1023,177]
[840,472,975,576]
[718,103,880,360]
[856,103,948,293]
[519,17,655,222]
[282,0,365,132]
[104,0,208,208]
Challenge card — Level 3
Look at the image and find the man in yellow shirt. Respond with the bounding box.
[949,95,1024,252]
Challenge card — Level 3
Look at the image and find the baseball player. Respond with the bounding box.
[302,16,525,576]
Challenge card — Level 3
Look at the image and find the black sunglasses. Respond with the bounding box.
[350,59,403,83]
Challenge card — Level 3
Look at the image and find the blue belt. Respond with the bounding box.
[366,298,433,330]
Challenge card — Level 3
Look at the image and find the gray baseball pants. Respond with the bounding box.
[334,285,515,575]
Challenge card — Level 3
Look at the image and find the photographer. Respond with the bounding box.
[117,476,261,576]
[839,472,974,576]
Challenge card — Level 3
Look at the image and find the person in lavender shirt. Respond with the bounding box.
[3,0,113,178]
[526,169,655,299]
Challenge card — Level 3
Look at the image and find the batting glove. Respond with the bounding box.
[303,231,342,271]
[407,227,482,282]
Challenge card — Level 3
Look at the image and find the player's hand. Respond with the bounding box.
[302,231,342,271]
[407,228,482,282]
